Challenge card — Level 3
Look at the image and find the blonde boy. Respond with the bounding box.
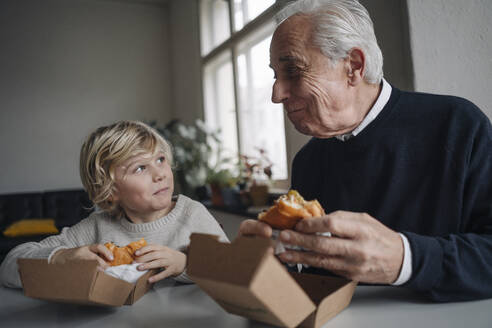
[0,121,228,288]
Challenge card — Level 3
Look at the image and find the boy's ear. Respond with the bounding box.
[109,186,120,202]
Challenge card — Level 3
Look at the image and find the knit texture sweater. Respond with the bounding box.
[0,194,229,288]
[292,87,492,302]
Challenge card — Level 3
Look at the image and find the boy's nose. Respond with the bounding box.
[152,167,165,181]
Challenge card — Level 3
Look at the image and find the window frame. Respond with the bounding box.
[199,0,289,187]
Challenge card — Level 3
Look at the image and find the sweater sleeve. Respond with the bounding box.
[0,214,99,288]
[403,115,492,302]
[172,199,230,284]
[183,201,230,244]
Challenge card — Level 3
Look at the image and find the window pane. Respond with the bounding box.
[233,0,275,31]
[203,51,238,167]
[200,0,231,56]
[237,32,287,180]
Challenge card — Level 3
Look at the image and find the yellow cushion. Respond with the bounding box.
[3,218,59,237]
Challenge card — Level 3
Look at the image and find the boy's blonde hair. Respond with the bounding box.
[80,120,173,216]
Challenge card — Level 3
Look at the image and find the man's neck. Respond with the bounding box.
[358,82,382,122]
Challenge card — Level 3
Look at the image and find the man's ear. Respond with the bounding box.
[346,48,365,86]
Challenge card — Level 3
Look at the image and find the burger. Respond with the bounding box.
[104,238,147,266]
[258,190,325,230]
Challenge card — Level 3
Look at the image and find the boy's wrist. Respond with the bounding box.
[50,248,67,264]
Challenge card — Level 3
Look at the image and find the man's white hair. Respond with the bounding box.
[276,0,383,84]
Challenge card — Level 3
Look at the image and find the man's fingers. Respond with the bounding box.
[238,219,272,238]
[295,211,365,238]
[278,250,349,276]
[279,230,352,256]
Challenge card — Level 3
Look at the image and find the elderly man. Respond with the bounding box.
[239,0,492,302]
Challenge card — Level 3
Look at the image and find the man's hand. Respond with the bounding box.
[278,211,404,284]
[134,245,186,283]
[238,219,273,238]
[51,244,113,270]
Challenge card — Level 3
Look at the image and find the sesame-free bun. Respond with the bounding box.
[258,190,325,230]
[104,238,147,266]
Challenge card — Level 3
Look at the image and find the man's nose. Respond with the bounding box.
[271,79,289,104]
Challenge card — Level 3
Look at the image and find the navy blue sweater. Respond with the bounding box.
[291,87,492,302]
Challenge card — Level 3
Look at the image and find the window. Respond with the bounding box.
[200,0,287,181]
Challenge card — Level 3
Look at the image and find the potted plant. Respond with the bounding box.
[206,168,237,207]
[149,119,220,200]
[240,148,273,206]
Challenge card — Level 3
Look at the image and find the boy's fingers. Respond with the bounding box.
[91,244,114,261]
[96,258,110,269]
[134,249,168,264]
[135,244,166,257]
[148,268,173,283]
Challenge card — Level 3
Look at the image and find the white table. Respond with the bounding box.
[1,280,491,328]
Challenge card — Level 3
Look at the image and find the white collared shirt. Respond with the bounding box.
[336,78,392,141]
[334,78,412,285]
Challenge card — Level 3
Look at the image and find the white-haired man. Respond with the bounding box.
[240,0,492,302]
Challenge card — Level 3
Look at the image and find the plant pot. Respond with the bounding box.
[195,185,210,201]
[222,186,244,209]
[248,185,269,207]
[210,184,224,207]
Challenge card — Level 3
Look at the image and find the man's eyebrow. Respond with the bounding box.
[270,56,305,68]
[279,55,304,64]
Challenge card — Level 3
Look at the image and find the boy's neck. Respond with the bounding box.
[124,201,176,224]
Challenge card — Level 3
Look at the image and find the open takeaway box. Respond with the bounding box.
[17,258,154,306]
[187,233,357,328]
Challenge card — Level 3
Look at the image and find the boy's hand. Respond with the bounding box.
[134,245,186,283]
[51,244,113,270]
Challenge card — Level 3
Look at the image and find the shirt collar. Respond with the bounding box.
[335,78,392,141]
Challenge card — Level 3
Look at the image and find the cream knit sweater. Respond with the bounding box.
[0,194,229,288]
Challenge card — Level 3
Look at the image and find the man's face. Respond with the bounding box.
[269,15,360,138]
[112,150,174,223]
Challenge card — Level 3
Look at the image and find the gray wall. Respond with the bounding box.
[0,0,172,193]
[407,0,492,118]
[361,0,413,91]
[168,0,203,124]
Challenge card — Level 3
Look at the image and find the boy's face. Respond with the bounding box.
[112,150,174,223]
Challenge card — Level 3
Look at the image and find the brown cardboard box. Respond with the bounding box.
[187,233,357,328]
[17,258,154,306]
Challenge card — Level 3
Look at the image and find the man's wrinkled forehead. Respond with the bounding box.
[270,14,313,65]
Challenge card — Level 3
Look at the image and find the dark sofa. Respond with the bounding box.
[0,189,93,262]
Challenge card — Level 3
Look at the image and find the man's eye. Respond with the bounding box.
[286,65,299,76]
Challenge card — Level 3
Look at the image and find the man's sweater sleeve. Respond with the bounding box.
[402,117,492,302]
[0,215,97,288]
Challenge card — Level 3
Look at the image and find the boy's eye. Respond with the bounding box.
[135,165,146,173]
[157,156,165,164]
